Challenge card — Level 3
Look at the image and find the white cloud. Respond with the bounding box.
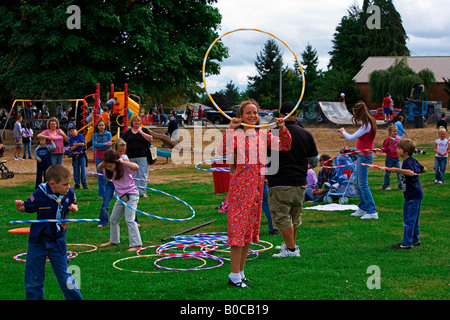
[205,0,449,93]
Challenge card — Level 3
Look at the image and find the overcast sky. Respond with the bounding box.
[205,0,450,93]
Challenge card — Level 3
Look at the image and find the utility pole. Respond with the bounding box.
[279,58,282,107]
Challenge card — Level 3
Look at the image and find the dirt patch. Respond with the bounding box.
[1,125,439,186]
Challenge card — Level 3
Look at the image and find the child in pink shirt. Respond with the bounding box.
[99,149,142,252]
[381,124,402,190]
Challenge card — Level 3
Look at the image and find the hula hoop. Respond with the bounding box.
[202,28,305,128]
[88,172,150,182]
[10,219,100,224]
[113,254,170,274]
[136,244,161,256]
[114,186,195,222]
[195,158,230,172]
[67,243,98,253]
[323,148,383,169]
[154,254,224,272]
[361,163,419,175]
[14,251,78,262]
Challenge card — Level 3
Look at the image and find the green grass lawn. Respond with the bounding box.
[0,148,448,301]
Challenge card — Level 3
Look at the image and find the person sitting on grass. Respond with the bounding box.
[304,154,337,202]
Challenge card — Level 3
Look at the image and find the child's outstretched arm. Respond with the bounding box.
[68,203,78,213]
[15,200,25,212]
[390,167,427,176]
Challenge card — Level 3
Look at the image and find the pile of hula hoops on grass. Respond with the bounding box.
[113,232,273,273]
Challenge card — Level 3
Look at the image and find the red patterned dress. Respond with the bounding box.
[218,128,291,246]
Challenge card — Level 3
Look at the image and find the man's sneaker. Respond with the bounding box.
[391,243,411,250]
[351,208,366,217]
[382,187,391,190]
[272,246,300,257]
[412,240,421,247]
[361,212,378,220]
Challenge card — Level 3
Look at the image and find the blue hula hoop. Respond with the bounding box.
[114,186,195,222]
[194,157,229,172]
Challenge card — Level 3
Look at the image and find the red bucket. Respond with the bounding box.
[211,161,230,193]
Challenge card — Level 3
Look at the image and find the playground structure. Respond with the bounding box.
[1,84,178,160]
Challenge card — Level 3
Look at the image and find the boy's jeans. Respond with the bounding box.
[73,154,87,187]
[25,239,82,300]
[402,198,421,247]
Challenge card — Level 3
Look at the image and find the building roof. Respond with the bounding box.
[353,56,450,83]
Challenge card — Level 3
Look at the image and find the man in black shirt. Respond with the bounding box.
[267,101,319,257]
[436,113,447,130]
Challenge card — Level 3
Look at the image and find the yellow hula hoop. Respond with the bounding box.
[202,28,305,128]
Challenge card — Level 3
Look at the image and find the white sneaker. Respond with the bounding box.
[272,246,300,257]
[382,187,391,190]
[361,212,378,220]
[351,208,366,217]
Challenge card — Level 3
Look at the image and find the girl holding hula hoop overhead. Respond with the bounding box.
[338,101,379,220]
[217,99,291,289]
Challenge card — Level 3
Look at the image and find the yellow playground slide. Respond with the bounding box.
[84,93,140,146]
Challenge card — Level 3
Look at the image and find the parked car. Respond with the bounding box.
[374,107,402,120]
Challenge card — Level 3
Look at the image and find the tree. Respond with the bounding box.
[247,39,284,108]
[358,0,410,59]
[369,58,436,105]
[329,0,409,76]
[224,81,241,106]
[300,43,321,102]
[328,3,363,76]
[0,0,227,102]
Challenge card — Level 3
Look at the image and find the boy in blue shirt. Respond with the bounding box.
[68,123,88,189]
[34,137,56,189]
[15,165,82,300]
[390,139,427,250]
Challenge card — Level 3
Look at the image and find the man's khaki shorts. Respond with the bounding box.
[268,186,306,230]
[15,138,22,150]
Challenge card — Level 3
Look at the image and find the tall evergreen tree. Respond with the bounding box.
[358,0,410,60]
[247,39,284,108]
[328,3,362,76]
[300,43,321,102]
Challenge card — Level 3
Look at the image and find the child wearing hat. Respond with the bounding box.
[68,123,88,189]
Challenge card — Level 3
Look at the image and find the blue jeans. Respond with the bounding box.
[402,198,421,247]
[434,156,447,182]
[50,153,64,166]
[72,154,87,187]
[95,156,106,198]
[129,157,149,196]
[98,180,114,226]
[25,239,82,300]
[304,187,324,202]
[382,156,402,189]
[262,183,275,232]
[23,141,32,159]
[356,153,377,214]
